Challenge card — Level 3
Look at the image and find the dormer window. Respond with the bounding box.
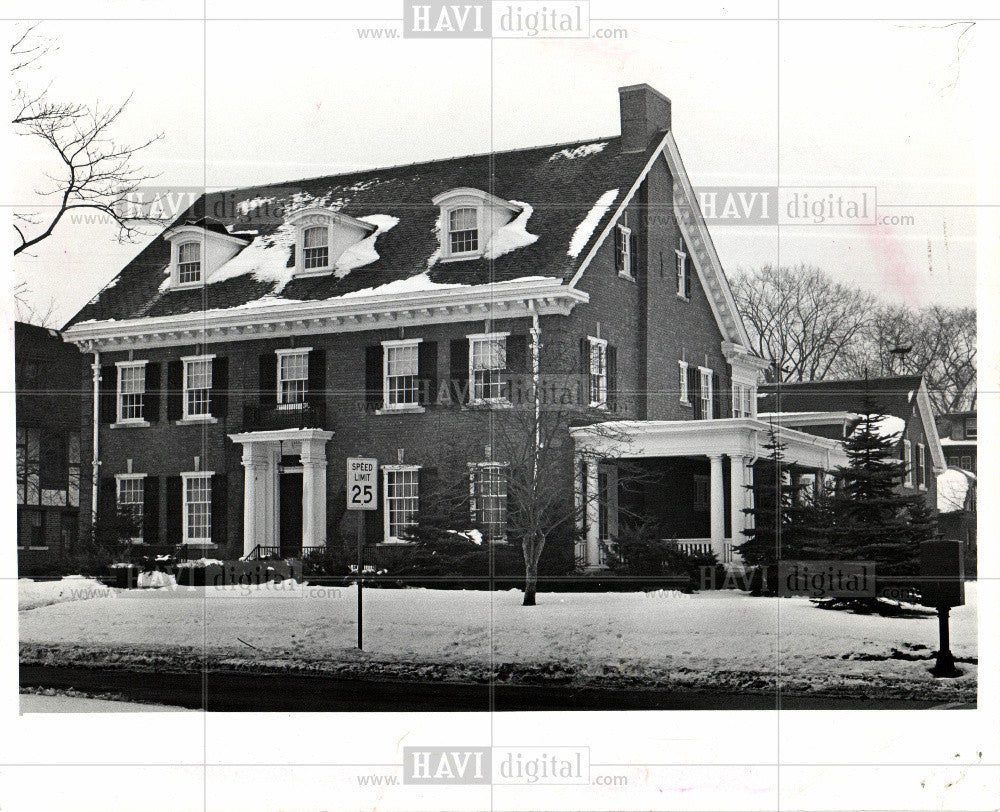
[449,208,479,254]
[288,207,376,277]
[177,242,202,284]
[432,188,519,262]
[164,219,249,290]
[303,226,329,270]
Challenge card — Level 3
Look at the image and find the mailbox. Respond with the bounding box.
[919,539,965,608]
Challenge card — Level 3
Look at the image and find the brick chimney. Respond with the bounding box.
[618,84,671,153]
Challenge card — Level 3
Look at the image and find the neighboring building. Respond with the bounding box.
[757,375,946,510]
[14,321,89,574]
[936,410,977,474]
[62,83,855,570]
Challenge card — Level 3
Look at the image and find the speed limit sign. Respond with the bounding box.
[346,457,378,511]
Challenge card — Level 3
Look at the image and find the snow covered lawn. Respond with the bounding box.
[19,581,977,699]
[20,692,191,713]
[18,576,115,611]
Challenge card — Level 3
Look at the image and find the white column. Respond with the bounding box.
[585,458,601,568]
[708,453,725,559]
[300,437,328,550]
[729,455,748,563]
[240,442,268,556]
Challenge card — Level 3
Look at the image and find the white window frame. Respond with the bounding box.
[698,366,713,420]
[382,465,421,544]
[115,473,147,544]
[588,336,608,409]
[903,440,914,487]
[446,206,480,258]
[731,380,755,419]
[469,462,508,543]
[965,417,977,439]
[181,471,214,546]
[302,224,331,271]
[275,348,311,409]
[917,443,927,490]
[678,360,690,405]
[468,332,510,406]
[380,338,423,413]
[175,240,203,287]
[115,360,149,426]
[675,247,688,299]
[181,354,216,422]
[617,212,633,280]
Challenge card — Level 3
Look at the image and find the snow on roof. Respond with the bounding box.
[483,201,539,259]
[334,214,400,276]
[938,468,974,512]
[850,414,906,441]
[940,437,976,446]
[568,189,619,258]
[549,141,608,161]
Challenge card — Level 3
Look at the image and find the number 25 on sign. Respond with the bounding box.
[346,457,378,510]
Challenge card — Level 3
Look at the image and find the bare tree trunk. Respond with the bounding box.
[522,533,544,606]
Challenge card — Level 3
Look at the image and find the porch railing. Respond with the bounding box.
[243,544,327,561]
[241,401,327,432]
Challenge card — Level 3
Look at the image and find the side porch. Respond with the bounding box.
[569,418,849,569]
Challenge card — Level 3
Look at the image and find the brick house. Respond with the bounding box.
[757,374,946,510]
[936,410,977,474]
[15,321,90,574]
[62,83,855,569]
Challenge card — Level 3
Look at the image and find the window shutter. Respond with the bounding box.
[259,353,277,406]
[607,345,618,411]
[688,366,701,419]
[166,476,183,545]
[506,334,528,374]
[99,365,117,424]
[211,474,228,548]
[98,476,117,525]
[449,339,469,405]
[166,360,184,421]
[418,467,438,523]
[629,232,640,274]
[365,345,383,411]
[142,476,160,545]
[417,341,438,407]
[676,253,683,293]
[580,337,591,404]
[613,228,624,271]
[363,476,384,544]
[684,262,692,299]
[210,357,228,418]
[144,363,161,422]
[307,348,326,411]
[711,372,721,420]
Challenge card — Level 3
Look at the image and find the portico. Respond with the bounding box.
[228,428,333,557]
[570,418,848,568]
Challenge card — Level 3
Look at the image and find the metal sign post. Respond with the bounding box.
[346,457,378,651]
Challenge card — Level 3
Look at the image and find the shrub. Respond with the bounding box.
[601,521,717,582]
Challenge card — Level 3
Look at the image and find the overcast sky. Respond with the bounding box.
[7,3,991,326]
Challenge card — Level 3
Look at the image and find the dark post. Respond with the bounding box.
[919,539,965,678]
[931,606,961,678]
[357,518,364,651]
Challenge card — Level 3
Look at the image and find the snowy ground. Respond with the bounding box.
[18,576,114,611]
[20,691,191,713]
[19,580,977,699]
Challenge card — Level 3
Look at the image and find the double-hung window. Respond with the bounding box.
[448,207,479,255]
[699,367,713,420]
[470,463,507,542]
[588,337,608,408]
[903,440,914,487]
[916,443,926,489]
[617,212,633,279]
[276,349,309,408]
[303,226,329,270]
[182,355,214,419]
[732,382,754,418]
[469,333,508,405]
[965,417,977,439]
[182,473,212,545]
[383,466,420,543]
[116,475,145,543]
[117,361,147,423]
[678,361,689,405]
[382,339,420,410]
[177,241,202,284]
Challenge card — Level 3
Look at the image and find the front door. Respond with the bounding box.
[279,470,303,557]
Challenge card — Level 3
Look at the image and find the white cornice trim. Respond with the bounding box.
[915,378,947,472]
[62,279,588,351]
[163,224,251,248]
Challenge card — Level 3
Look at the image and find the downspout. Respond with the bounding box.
[90,351,100,526]
[529,304,541,485]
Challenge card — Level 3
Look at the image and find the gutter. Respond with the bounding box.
[90,353,101,526]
